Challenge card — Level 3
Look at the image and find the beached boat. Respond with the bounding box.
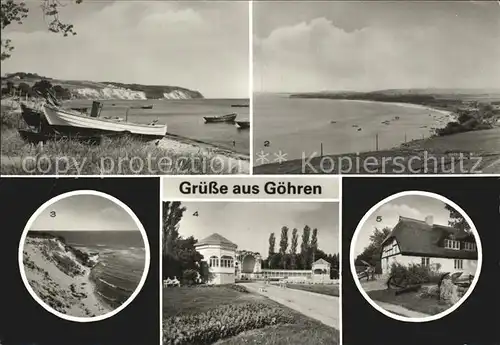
[131,104,154,110]
[203,113,237,123]
[20,103,44,128]
[235,120,250,129]
[41,103,167,139]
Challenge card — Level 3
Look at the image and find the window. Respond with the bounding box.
[464,242,476,251]
[454,259,463,270]
[220,255,234,268]
[209,256,219,267]
[444,239,460,250]
[421,257,430,266]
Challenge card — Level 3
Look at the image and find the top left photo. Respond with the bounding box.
[1,0,250,175]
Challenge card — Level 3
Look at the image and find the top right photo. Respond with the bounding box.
[253,1,500,175]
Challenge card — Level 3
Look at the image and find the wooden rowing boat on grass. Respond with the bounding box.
[42,103,167,139]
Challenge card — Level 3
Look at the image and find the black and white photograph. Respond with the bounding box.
[19,190,150,321]
[342,177,499,345]
[0,178,160,345]
[351,191,481,321]
[1,1,250,175]
[253,1,500,174]
[162,201,340,345]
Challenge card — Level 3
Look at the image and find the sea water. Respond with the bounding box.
[253,93,452,164]
[47,230,146,309]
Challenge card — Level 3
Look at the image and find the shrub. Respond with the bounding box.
[163,302,295,345]
[388,263,441,287]
[1,107,19,129]
[225,284,249,293]
[182,269,199,286]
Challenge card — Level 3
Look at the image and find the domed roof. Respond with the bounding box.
[195,233,237,248]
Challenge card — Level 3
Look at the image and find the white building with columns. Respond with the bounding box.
[195,233,237,285]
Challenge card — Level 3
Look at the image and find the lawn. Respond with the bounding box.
[367,289,450,316]
[163,285,339,345]
[286,284,340,297]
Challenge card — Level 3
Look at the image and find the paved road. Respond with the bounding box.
[241,282,340,329]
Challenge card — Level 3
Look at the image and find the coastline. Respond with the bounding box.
[23,237,112,317]
[253,98,500,174]
[1,99,250,174]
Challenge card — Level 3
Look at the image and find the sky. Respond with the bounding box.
[30,194,139,231]
[177,202,339,256]
[2,1,249,99]
[254,1,500,93]
[353,195,455,256]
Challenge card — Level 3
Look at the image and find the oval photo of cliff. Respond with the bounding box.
[19,191,150,322]
[350,191,482,322]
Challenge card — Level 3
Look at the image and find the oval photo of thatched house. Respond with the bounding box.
[18,190,150,322]
[350,191,482,322]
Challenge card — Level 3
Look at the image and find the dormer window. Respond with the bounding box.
[444,239,460,250]
[464,242,476,251]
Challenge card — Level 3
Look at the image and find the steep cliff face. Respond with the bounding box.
[2,72,204,100]
[70,86,199,100]
[22,234,109,317]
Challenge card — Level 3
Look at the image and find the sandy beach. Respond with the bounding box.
[333,99,457,122]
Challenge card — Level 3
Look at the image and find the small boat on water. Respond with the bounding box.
[235,120,250,129]
[42,103,167,139]
[131,104,154,110]
[231,104,249,108]
[203,113,237,123]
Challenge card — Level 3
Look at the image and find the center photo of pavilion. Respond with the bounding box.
[161,201,340,345]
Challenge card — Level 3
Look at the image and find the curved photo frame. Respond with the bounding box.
[350,190,482,322]
[19,190,151,323]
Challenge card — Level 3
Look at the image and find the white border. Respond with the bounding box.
[249,0,254,174]
[18,190,151,323]
[349,190,483,323]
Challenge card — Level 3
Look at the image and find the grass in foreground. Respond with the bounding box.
[163,285,338,345]
[1,128,242,175]
[367,289,450,316]
[253,127,500,174]
[286,284,339,297]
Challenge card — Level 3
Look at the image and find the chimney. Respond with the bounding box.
[425,215,434,226]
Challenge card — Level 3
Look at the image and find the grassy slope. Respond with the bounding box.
[163,286,339,345]
[254,127,500,174]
